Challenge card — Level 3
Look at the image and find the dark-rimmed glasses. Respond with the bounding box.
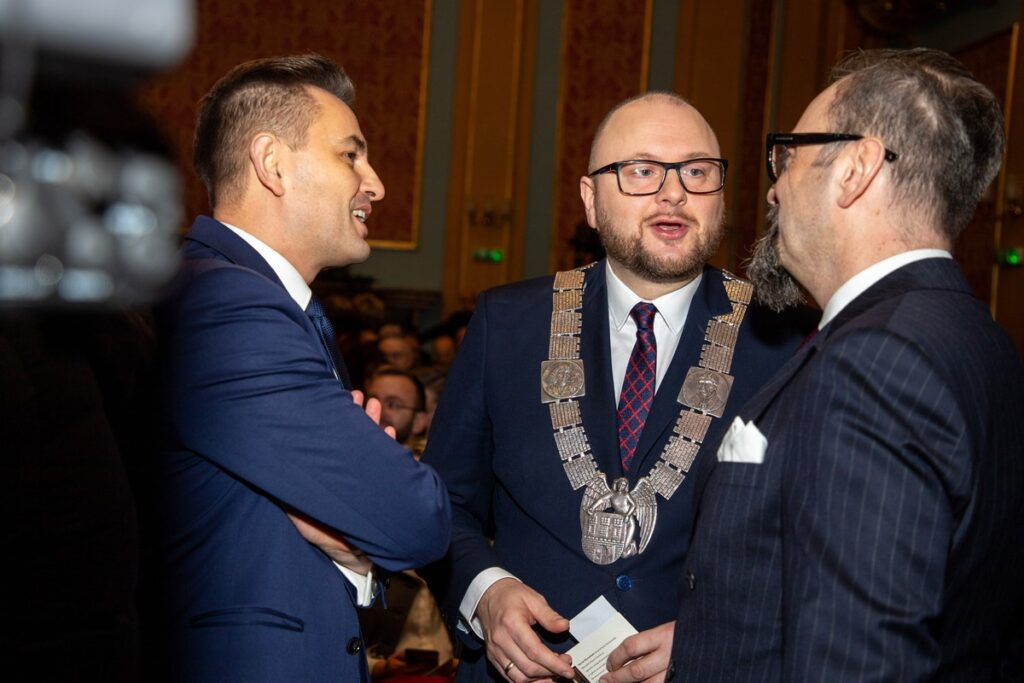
[370,395,420,412]
[588,158,728,196]
[766,133,899,184]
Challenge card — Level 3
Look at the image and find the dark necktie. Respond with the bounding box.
[305,295,352,390]
[617,302,658,471]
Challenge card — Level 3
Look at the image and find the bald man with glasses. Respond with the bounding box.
[422,92,811,683]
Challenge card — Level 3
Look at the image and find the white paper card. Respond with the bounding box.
[569,595,618,642]
[567,598,638,683]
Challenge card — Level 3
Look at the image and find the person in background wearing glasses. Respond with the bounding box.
[365,366,431,453]
[669,48,1024,683]
[422,92,810,683]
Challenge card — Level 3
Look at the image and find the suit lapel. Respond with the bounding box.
[629,268,733,479]
[577,263,620,476]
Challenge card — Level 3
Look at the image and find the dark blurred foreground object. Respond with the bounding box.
[0,0,193,308]
[0,309,158,681]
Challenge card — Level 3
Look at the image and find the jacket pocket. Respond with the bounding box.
[708,461,768,489]
[190,606,304,632]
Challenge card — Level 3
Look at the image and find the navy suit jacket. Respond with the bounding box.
[154,217,451,682]
[671,257,1024,682]
[422,262,808,681]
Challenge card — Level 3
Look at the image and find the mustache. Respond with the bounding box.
[642,210,699,224]
[746,203,805,312]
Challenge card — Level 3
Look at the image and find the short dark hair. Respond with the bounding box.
[367,366,426,412]
[193,54,355,208]
[823,48,1004,241]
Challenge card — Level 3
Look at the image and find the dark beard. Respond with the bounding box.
[595,204,721,284]
[747,204,805,312]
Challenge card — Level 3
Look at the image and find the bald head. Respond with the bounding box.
[588,92,719,172]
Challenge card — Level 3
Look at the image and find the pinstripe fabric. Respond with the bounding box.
[670,259,1024,683]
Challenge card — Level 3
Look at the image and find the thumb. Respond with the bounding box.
[530,599,570,634]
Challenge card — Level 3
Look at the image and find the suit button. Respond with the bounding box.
[666,660,676,681]
[346,637,363,655]
[615,574,633,591]
[686,571,696,591]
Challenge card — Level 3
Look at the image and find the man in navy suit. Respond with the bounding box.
[670,49,1024,682]
[153,55,450,682]
[422,93,809,682]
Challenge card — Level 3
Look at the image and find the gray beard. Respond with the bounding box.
[747,204,805,312]
[595,204,721,284]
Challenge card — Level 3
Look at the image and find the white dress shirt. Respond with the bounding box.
[222,221,375,606]
[819,249,952,330]
[456,261,702,636]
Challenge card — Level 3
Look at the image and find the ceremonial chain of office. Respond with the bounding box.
[539,264,754,564]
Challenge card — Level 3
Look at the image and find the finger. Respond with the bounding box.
[506,628,574,680]
[603,622,673,683]
[350,389,365,407]
[384,425,397,440]
[529,600,571,635]
[488,646,558,683]
[364,396,383,425]
[487,620,569,681]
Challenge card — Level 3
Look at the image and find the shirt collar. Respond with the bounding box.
[819,248,952,329]
[221,221,313,310]
[605,260,702,333]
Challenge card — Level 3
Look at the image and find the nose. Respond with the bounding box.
[657,168,688,204]
[361,162,386,201]
[766,185,778,206]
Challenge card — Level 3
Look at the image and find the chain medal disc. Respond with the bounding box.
[679,367,734,418]
[540,359,586,402]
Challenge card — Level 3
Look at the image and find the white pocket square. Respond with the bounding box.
[717,416,768,464]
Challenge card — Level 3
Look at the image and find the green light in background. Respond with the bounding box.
[998,247,1023,267]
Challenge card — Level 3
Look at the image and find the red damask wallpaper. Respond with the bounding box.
[552,0,650,271]
[139,0,429,248]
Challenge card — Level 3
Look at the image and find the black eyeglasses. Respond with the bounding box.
[588,158,728,196]
[766,132,899,184]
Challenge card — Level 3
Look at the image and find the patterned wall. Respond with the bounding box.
[138,0,429,247]
[551,0,651,272]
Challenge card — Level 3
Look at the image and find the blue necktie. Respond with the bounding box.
[617,302,658,471]
[305,296,352,390]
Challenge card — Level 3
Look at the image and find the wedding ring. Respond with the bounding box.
[503,660,517,675]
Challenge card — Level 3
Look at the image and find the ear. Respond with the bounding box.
[580,175,598,229]
[249,133,286,197]
[836,137,886,209]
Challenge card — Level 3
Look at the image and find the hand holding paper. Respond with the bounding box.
[476,578,574,681]
[601,621,674,683]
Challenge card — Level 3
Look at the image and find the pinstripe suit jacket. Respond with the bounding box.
[670,257,1024,682]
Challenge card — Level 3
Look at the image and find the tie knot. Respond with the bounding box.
[305,296,326,319]
[630,302,657,331]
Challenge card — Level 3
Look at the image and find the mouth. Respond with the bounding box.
[352,207,370,222]
[646,214,691,240]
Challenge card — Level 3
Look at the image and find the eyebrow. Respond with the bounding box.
[337,135,367,153]
[626,151,717,161]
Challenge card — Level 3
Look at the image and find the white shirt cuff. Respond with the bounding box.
[458,567,519,639]
[334,562,376,607]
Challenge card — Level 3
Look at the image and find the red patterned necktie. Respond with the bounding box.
[617,302,658,471]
